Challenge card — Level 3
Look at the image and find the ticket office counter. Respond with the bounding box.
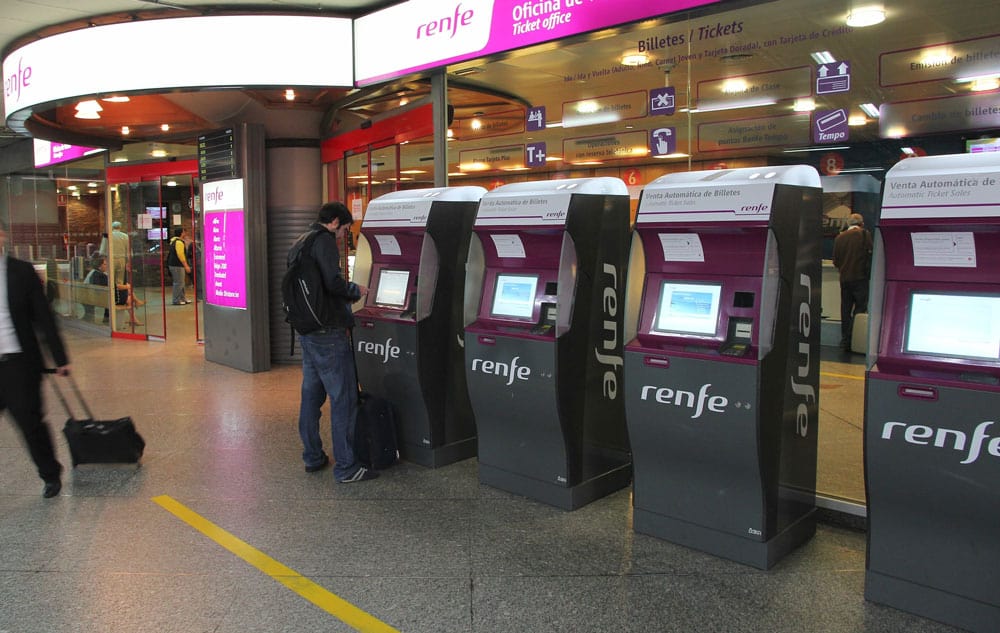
[464,177,632,510]
[624,166,822,569]
[353,187,484,467]
[865,153,1000,633]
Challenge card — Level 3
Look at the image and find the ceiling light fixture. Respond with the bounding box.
[859,103,880,118]
[151,149,167,158]
[810,51,836,64]
[793,98,816,112]
[102,96,130,103]
[74,100,102,119]
[285,89,296,101]
[621,51,650,66]
[845,4,885,27]
[160,123,170,132]
[121,126,130,135]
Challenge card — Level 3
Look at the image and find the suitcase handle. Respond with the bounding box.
[45,370,95,420]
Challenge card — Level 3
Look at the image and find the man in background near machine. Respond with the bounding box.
[833,213,873,352]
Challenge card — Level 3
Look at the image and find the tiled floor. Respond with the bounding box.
[0,324,964,632]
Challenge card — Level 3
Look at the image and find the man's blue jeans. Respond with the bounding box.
[298,329,359,480]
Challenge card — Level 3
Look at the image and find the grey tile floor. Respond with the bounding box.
[0,325,964,633]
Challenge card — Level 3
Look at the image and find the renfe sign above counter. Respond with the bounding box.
[355,0,723,86]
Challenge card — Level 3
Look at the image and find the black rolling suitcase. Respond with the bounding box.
[354,390,399,470]
[49,373,145,467]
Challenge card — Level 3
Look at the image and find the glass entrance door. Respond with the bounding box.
[106,164,201,341]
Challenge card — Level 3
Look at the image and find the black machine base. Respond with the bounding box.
[479,462,632,511]
[634,507,816,570]
[399,437,477,469]
[866,571,1000,633]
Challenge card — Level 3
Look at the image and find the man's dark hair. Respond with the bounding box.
[172,227,184,238]
[318,201,353,226]
[91,254,107,268]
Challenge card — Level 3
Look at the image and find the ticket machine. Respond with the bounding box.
[623,166,821,569]
[464,177,632,510]
[352,186,485,467]
[865,153,1000,632]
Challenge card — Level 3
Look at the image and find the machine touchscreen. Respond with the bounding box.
[653,281,722,336]
[375,268,410,308]
[904,291,1000,361]
[491,273,538,320]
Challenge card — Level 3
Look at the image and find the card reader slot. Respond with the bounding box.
[897,385,938,401]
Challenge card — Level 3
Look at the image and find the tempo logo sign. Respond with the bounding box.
[881,420,1000,465]
[470,356,530,386]
[638,383,729,420]
[357,337,400,364]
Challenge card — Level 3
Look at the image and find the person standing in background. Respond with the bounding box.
[832,213,873,352]
[0,220,69,498]
[109,221,130,288]
[167,227,191,305]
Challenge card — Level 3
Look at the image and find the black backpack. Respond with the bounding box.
[281,230,332,346]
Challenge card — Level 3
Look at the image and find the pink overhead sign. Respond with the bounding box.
[32,139,102,168]
[355,0,722,86]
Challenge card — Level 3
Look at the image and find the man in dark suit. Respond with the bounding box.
[0,221,70,498]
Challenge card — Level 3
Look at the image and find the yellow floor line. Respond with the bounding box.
[821,371,865,381]
[152,495,400,633]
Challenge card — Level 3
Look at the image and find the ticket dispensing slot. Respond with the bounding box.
[624,165,822,570]
[864,153,1000,633]
[353,186,485,468]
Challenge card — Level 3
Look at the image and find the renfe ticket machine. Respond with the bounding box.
[352,186,485,467]
[464,177,632,510]
[865,153,1000,632]
[623,166,821,569]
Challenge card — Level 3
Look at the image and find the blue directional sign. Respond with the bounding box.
[527,106,546,131]
[814,108,849,143]
[650,87,676,116]
[817,61,851,94]
[526,142,547,167]
[650,127,676,156]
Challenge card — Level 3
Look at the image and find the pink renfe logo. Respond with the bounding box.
[4,57,32,102]
[417,3,475,39]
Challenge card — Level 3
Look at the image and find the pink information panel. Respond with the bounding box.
[204,209,247,308]
[203,179,247,309]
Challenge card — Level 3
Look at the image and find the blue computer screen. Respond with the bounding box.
[491,273,538,319]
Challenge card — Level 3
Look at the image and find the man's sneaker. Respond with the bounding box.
[304,454,329,473]
[338,466,379,483]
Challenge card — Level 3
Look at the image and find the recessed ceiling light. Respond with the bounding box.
[846,5,885,27]
[160,123,170,132]
[102,96,130,103]
[621,52,649,66]
[121,126,130,135]
[285,89,296,101]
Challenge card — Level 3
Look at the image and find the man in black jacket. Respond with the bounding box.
[0,221,70,498]
[293,202,378,483]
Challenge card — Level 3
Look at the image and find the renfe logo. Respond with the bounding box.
[882,420,1000,465]
[471,356,530,386]
[594,263,622,400]
[358,337,400,364]
[417,3,475,39]
[205,187,225,205]
[789,272,815,438]
[4,57,31,102]
[639,383,729,419]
